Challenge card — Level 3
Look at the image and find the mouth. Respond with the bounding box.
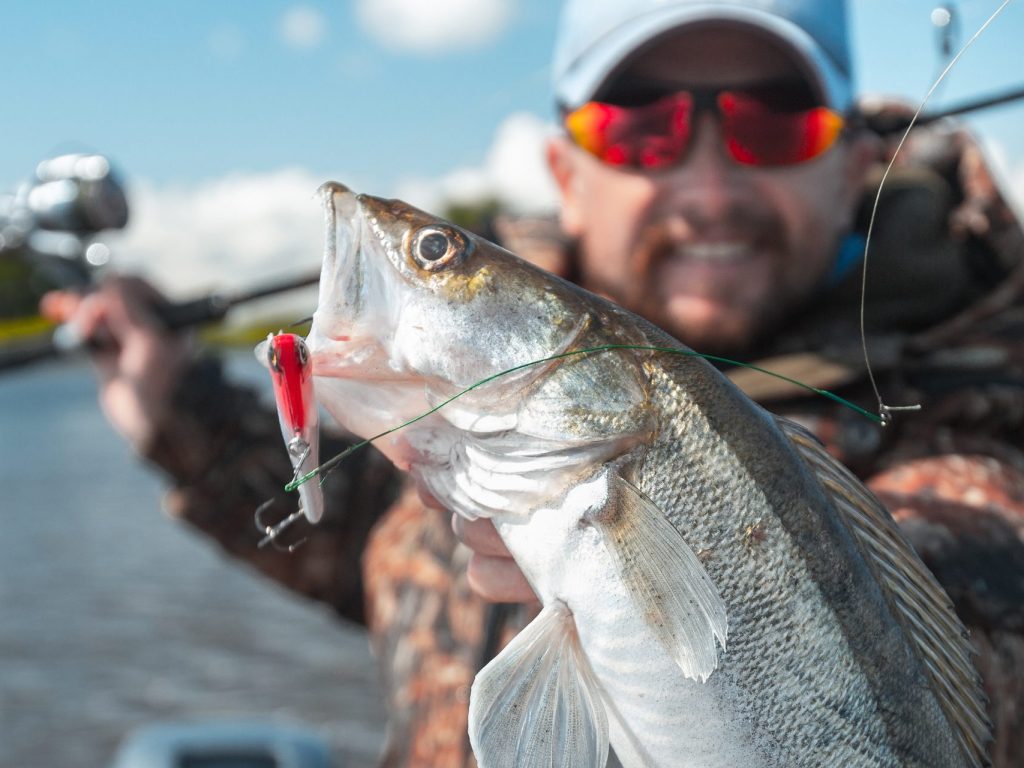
[654,239,774,309]
[674,241,758,266]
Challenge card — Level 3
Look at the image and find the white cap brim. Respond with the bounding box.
[554,4,852,111]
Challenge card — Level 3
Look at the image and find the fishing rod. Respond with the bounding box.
[5,82,1024,375]
[0,152,320,373]
[0,269,321,373]
[865,82,1024,135]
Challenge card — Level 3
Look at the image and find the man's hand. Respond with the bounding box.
[451,515,538,604]
[40,276,191,452]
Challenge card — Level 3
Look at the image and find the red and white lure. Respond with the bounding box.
[257,331,324,526]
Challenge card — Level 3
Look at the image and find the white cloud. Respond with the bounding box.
[104,169,327,301]
[978,135,1024,223]
[97,114,559,316]
[1009,163,1024,222]
[395,112,560,214]
[281,6,328,50]
[356,0,512,54]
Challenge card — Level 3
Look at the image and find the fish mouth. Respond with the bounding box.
[308,182,375,365]
[309,182,418,382]
[318,181,361,270]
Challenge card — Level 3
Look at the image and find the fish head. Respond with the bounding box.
[307,182,597,443]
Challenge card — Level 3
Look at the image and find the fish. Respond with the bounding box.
[303,181,989,768]
[257,331,324,524]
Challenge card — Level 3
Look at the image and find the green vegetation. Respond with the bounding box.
[0,315,56,342]
[199,316,313,347]
[0,312,309,349]
[442,198,504,236]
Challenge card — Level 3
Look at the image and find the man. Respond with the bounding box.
[43,0,1024,765]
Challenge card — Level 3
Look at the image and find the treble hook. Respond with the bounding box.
[254,445,314,552]
[255,500,308,552]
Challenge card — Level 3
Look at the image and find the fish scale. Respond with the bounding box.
[637,353,958,765]
[566,365,894,765]
[303,182,988,768]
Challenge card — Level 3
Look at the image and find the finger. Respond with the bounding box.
[39,290,84,323]
[466,553,537,603]
[452,514,511,558]
[69,291,114,343]
[416,484,446,511]
[94,278,188,374]
[99,276,168,333]
[41,287,122,350]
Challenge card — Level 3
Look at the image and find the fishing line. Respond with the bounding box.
[287,4,1014,493]
[286,344,880,492]
[859,0,1012,425]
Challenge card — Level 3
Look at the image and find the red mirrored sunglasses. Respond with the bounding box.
[563,86,845,170]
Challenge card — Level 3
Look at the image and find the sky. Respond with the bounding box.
[5,0,1024,299]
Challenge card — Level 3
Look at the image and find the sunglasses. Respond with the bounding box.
[563,85,845,170]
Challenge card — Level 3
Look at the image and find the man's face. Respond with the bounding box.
[550,26,874,354]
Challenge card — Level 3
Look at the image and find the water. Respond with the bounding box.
[0,354,387,768]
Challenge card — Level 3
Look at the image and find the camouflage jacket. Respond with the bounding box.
[146,120,1024,768]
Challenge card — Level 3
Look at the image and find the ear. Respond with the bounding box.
[546,136,585,237]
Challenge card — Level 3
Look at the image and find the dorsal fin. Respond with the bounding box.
[774,415,992,767]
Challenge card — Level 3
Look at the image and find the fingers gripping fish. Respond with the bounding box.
[256,331,324,525]
[304,182,989,768]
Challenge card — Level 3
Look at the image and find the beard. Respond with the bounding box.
[586,204,793,356]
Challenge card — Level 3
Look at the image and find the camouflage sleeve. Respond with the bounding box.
[142,354,403,625]
[867,455,1024,768]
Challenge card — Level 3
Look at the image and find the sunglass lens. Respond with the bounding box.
[719,93,843,166]
[565,94,694,169]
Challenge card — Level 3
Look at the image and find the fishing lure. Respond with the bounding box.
[255,331,324,547]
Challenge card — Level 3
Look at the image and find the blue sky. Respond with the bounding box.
[5,1,559,190]
[5,0,1023,296]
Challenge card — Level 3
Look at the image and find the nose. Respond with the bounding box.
[661,113,743,216]
[688,112,731,167]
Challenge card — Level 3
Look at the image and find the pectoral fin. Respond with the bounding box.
[590,473,728,683]
[469,601,609,768]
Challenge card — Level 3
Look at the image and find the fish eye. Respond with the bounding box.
[419,232,449,261]
[297,342,309,366]
[410,226,470,271]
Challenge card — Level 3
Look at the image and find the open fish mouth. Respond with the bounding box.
[314,181,362,341]
[307,181,402,380]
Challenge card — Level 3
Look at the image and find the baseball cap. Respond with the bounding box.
[552,0,854,111]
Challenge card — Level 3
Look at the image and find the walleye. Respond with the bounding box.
[302,182,989,767]
[258,331,324,524]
